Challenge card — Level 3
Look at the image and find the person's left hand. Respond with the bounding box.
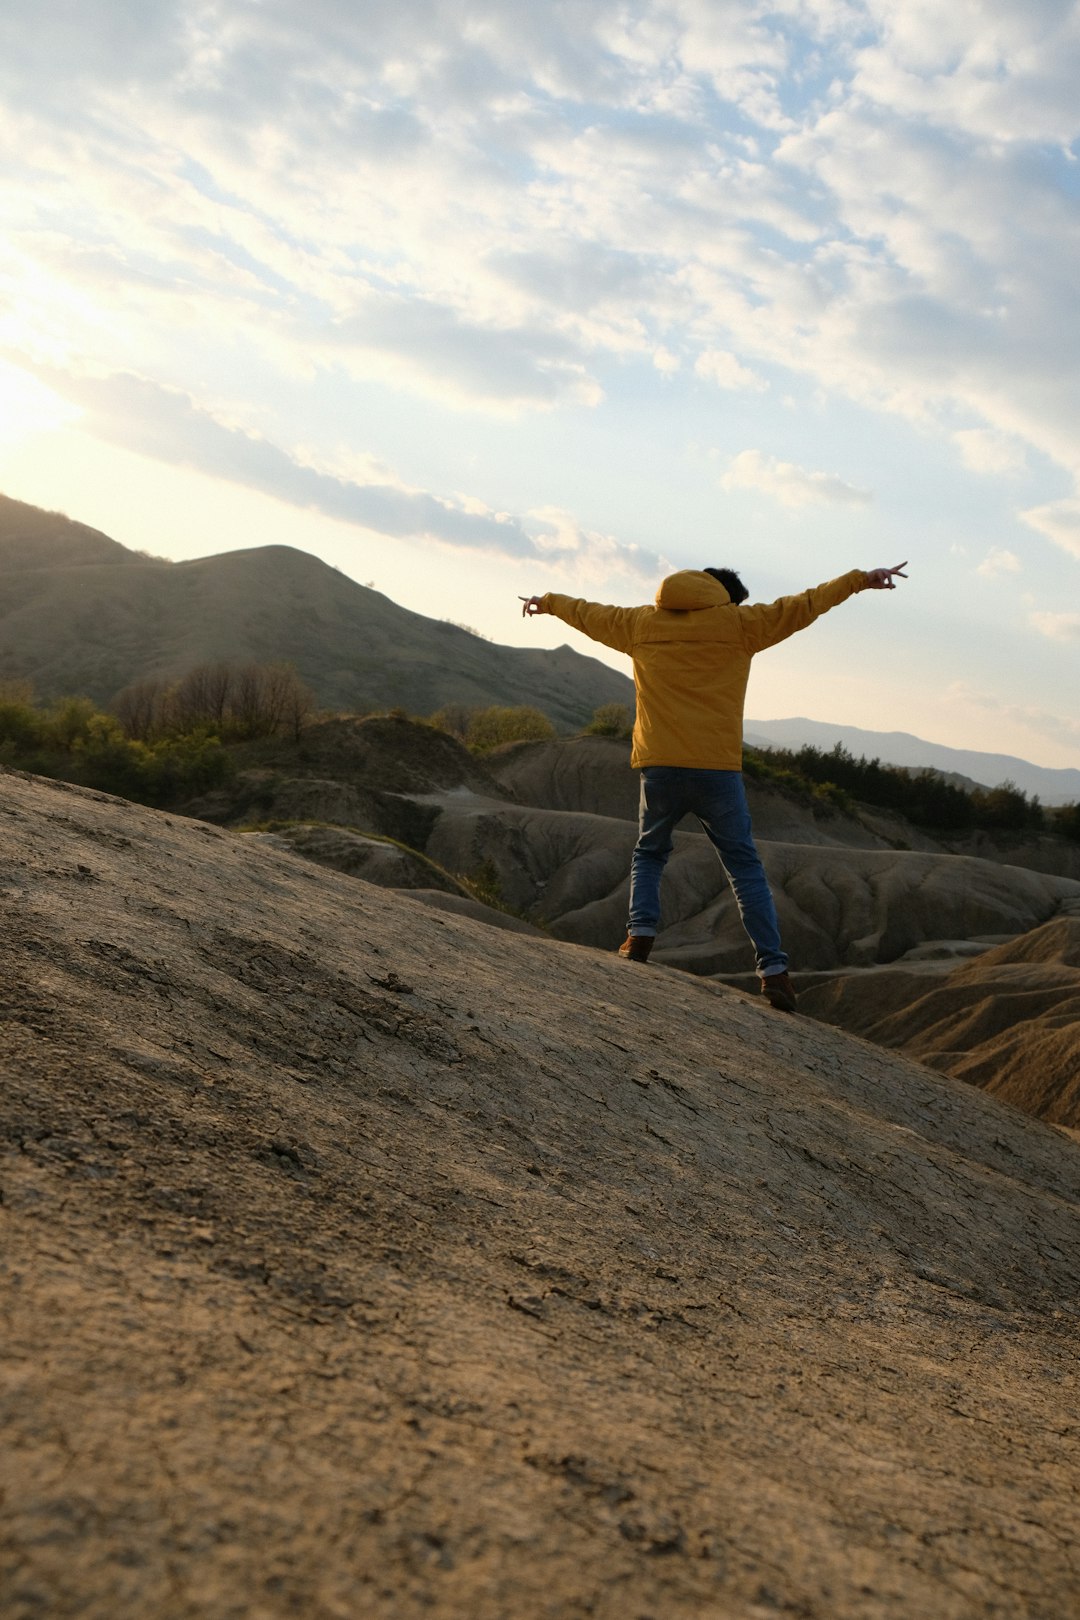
[519,595,547,617]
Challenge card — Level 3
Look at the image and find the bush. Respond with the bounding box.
[1050,802,1080,843]
[46,696,101,749]
[0,690,233,805]
[0,695,49,755]
[585,703,633,738]
[465,705,556,752]
[137,731,232,803]
[968,782,1044,833]
[462,859,503,908]
[427,704,476,742]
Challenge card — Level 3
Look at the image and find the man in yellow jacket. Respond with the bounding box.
[521,560,907,1011]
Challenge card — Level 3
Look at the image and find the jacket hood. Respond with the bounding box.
[654,570,731,611]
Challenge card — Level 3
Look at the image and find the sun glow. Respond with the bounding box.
[0,361,80,446]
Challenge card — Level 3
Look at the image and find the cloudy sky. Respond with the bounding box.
[2,0,1079,766]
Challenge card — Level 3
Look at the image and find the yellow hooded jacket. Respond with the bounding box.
[540,568,869,770]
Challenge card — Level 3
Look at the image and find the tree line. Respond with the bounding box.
[744,740,1080,840]
[1,674,1077,842]
[114,661,313,742]
[0,660,313,805]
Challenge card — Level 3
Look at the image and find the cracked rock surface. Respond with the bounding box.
[2,766,1079,1620]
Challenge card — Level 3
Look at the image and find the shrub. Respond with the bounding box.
[463,859,503,908]
[968,782,1044,833]
[1050,802,1080,843]
[0,690,233,805]
[427,704,476,742]
[585,703,633,738]
[137,731,232,803]
[465,705,556,752]
[47,696,102,750]
[0,695,48,754]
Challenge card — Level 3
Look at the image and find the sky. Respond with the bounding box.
[1,0,1079,768]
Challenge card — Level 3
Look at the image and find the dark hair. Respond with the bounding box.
[704,566,748,605]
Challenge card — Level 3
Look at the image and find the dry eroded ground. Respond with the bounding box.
[2,768,1079,1620]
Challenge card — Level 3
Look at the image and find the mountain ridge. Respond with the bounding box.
[0,494,634,727]
[746,715,1080,807]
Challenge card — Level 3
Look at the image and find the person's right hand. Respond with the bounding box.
[864,562,909,590]
[519,595,547,617]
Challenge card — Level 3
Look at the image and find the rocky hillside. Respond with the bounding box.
[798,917,1080,1127]
[188,717,1080,958]
[3,764,1080,1620]
[0,493,634,726]
[176,719,1080,1126]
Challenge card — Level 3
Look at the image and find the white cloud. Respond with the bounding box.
[771,91,1080,469]
[852,0,1080,145]
[953,428,1027,475]
[527,504,664,583]
[1020,498,1080,560]
[16,362,643,569]
[695,348,767,391]
[319,291,605,413]
[2,0,1080,573]
[976,547,1021,578]
[1030,611,1080,642]
[720,448,872,507]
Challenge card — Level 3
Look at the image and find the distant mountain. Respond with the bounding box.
[0,494,634,727]
[745,716,1080,808]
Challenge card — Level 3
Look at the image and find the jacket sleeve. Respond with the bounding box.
[739,570,869,655]
[540,593,640,656]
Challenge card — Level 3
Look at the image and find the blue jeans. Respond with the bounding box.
[628,767,788,975]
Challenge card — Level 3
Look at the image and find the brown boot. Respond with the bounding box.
[618,934,654,963]
[760,970,797,1012]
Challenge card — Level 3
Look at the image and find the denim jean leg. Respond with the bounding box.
[692,772,788,975]
[627,768,687,936]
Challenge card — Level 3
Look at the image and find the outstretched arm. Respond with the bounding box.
[518,591,639,655]
[741,562,908,655]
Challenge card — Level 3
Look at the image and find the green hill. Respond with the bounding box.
[0,494,634,727]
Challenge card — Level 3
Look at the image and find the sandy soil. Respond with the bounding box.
[2,766,1079,1620]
